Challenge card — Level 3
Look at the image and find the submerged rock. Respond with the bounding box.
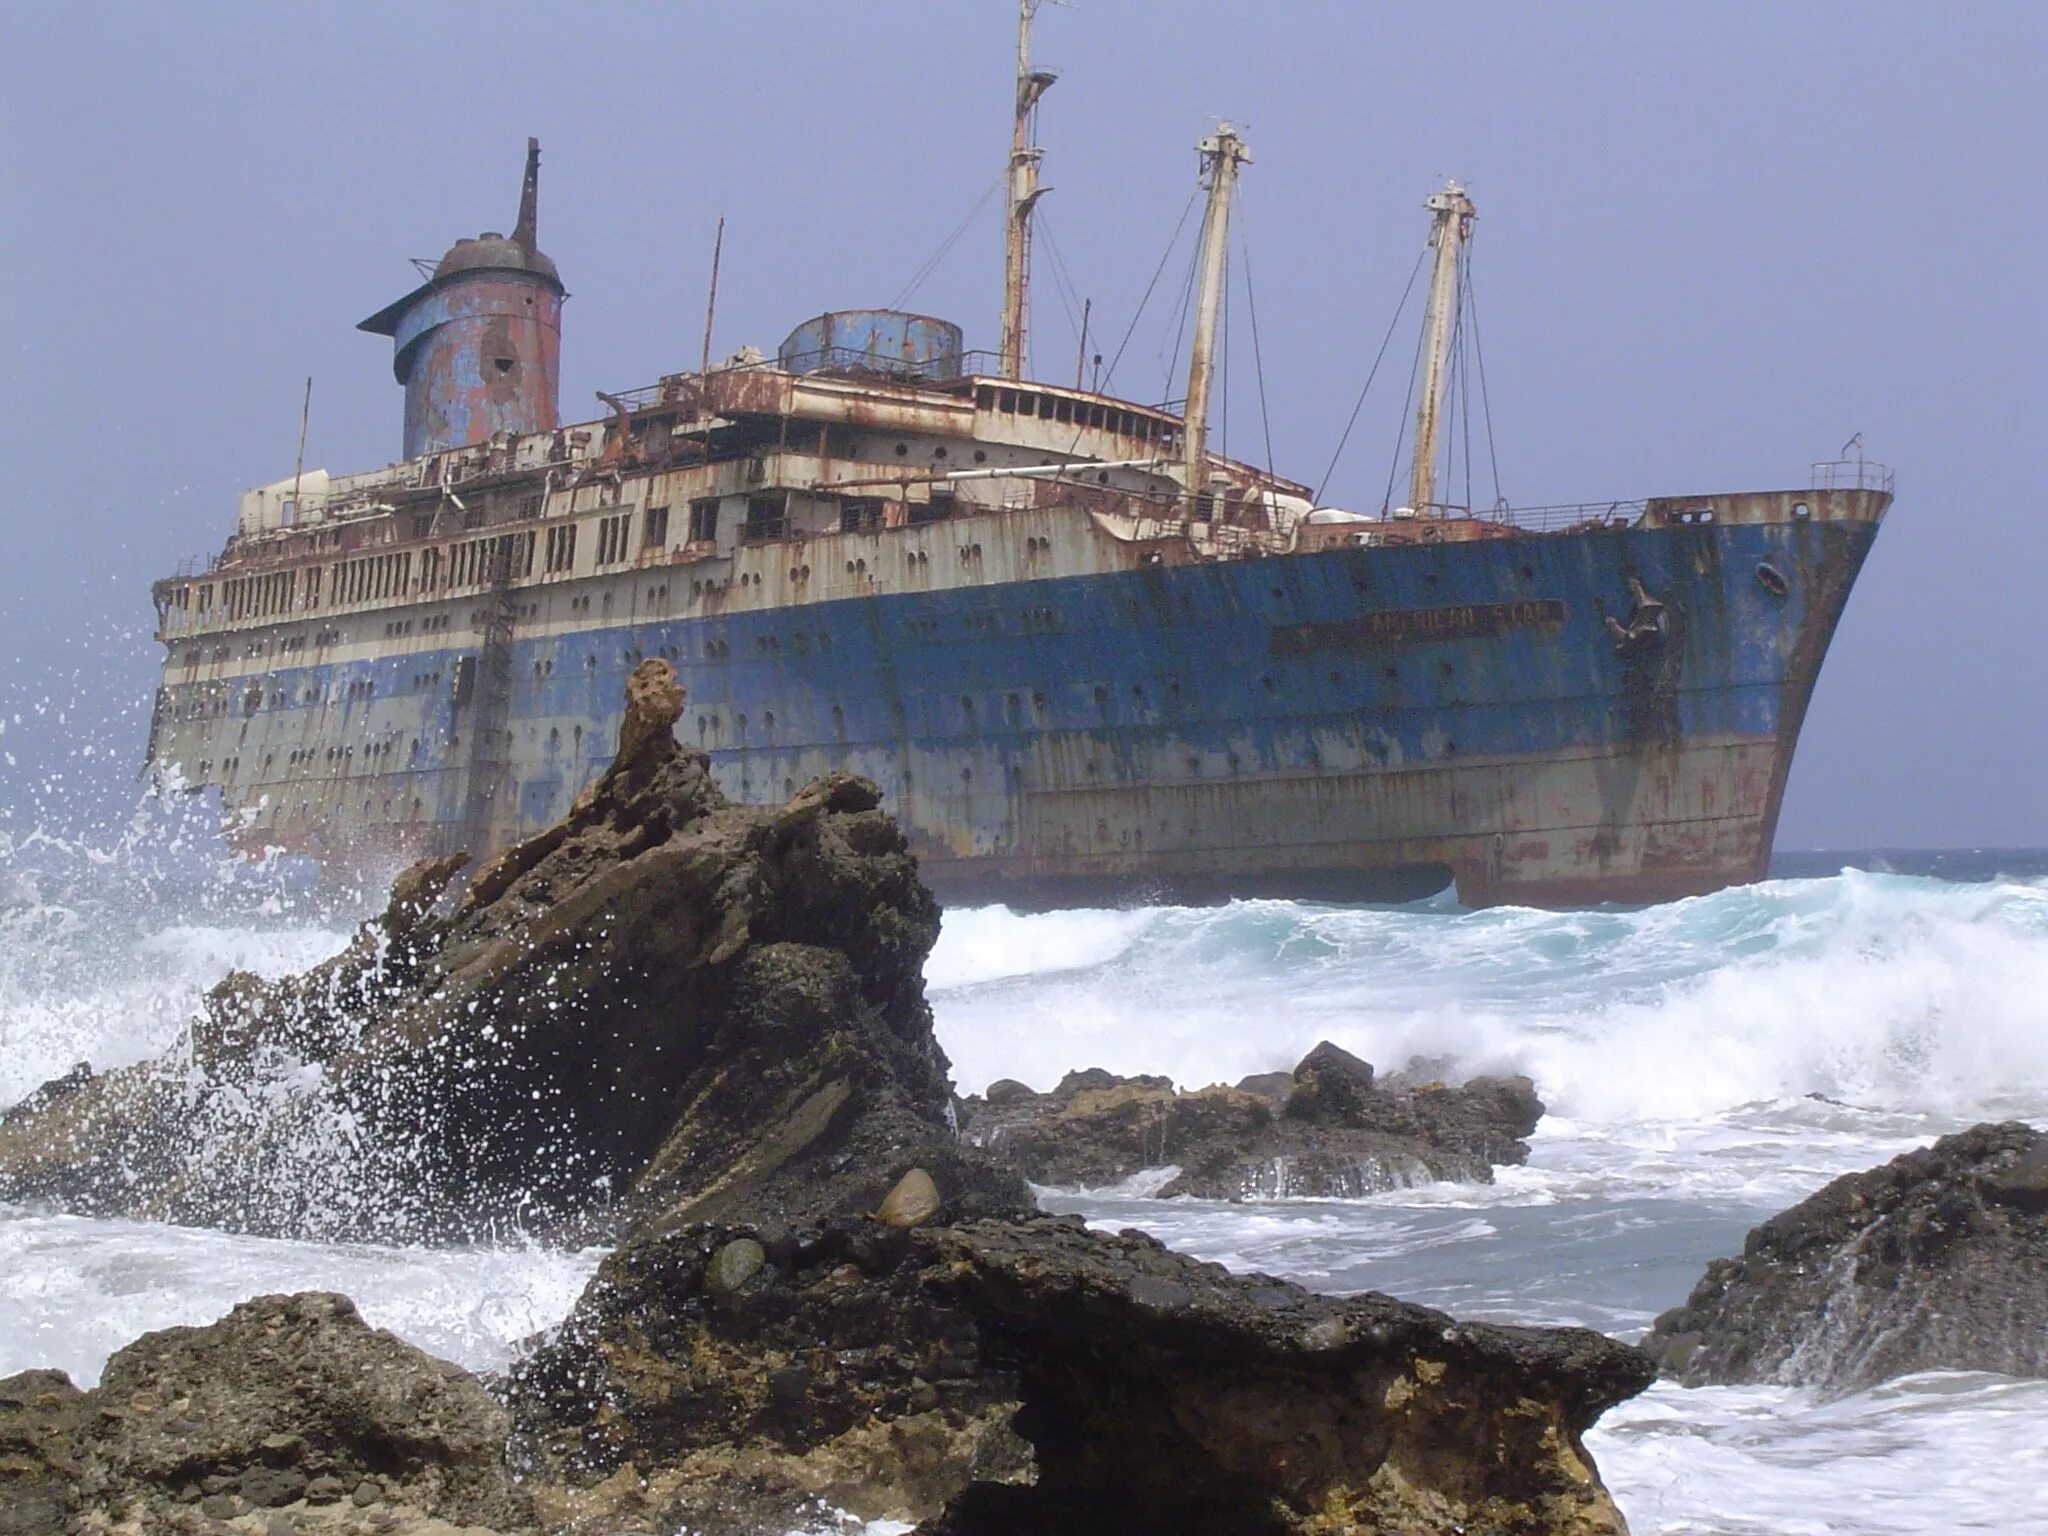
[0,1292,528,1536]
[1644,1121,2048,1393]
[958,1044,1542,1198]
[0,659,1026,1243]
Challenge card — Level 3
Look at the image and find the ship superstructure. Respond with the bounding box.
[147,13,1889,907]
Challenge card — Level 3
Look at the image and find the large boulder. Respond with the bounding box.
[911,1215,1651,1535]
[0,660,1027,1243]
[501,1210,1651,1536]
[0,1292,527,1536]
[958,1044,1542,1198]
[1643,1121,2048,1393]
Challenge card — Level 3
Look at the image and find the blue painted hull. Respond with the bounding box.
[151,506,1879,907]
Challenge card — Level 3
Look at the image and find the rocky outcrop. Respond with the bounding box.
[0,1292,527,1536]
[959,1042,1543,1198]
[504,1214,1030,1532]
[499,1207,1650,1536]
[913,1215,1650,1535]
[0,661,1654,1534]
[1644,1121,2048,1394]
[0,659,1026,1243]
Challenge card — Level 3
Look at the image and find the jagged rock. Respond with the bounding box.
[959,1042,1543,1199]
[0,659,1028,1242]
[1283,1039,1375,1123]
[505,1220,1031,1532]
[0,1292,529,1536]
[1644,1121,2048,1394]
[504,1207,1651,1536]
[908,1214,1651,1535]
[0,658,1651,1535]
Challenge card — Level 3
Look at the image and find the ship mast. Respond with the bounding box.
[1407,178,1476,514]
[998,0,1056,380]
[1182,123,1251,513]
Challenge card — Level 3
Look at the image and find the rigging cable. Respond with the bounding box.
[1159,226,1204,408]
[1239,225,1280,503]
[1035,211,1089,350]
[1314,244,1429,507]
[1462,246,1506,509]
[888,171,1004,311]
[1380,284,1433,515]
[1100,188,1200,393]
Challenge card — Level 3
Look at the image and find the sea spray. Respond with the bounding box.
[6,850,2048,1534]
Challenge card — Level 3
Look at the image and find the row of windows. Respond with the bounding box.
[973,384,1172,443]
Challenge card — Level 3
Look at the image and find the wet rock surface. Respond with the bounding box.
[910,1215,1651,1535]
[1644,1121,2048,1393]
[2,663,1654,1535]
[504,1217,1030,1532]
[0,1292,527,1536]
[0,659,1022,1243]
[959,1042,1543,1198]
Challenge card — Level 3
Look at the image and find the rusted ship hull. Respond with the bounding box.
[147,490,1882,909]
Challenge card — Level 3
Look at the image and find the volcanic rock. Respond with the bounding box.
[958,1043,1542,1198]
[0,1292,528,1536]
[504,1209,1650,1536]
[0,659,1028,1242]
[1644,1121,2048,1393]
[505,1219,1031,1532]
[909,1214,1651,1535]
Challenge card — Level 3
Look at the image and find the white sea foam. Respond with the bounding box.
[6,855,2048,1531]
[1590,1375,2048,1535]
[929,874,2048,1207]
[0,1206,603,1388]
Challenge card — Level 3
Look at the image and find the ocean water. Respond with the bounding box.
[3,822,2046,1534]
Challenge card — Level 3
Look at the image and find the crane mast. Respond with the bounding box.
[1407,178,1476,515]
[998,0,1056,380]
[1182,123,1251,514]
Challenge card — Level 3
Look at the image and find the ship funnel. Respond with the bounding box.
[358,138,567,460]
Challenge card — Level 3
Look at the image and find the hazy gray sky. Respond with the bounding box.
[3,1,2043,848]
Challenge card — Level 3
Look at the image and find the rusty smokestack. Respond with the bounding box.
[358,138,566,459]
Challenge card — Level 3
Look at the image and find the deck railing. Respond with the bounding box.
[1809,457,1894,494]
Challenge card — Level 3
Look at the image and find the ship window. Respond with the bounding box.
[1038,395,1055,420]
[999,389,1017,413]
[1792,501,1812,520]
[977,387,994,410]
[745,493,787,542]
[1056,398,1073,424]
[841,498,884,533]
[688,498,720,543]
[644,506,670,548]
[545,523,578,573]
[596,512,632,566]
